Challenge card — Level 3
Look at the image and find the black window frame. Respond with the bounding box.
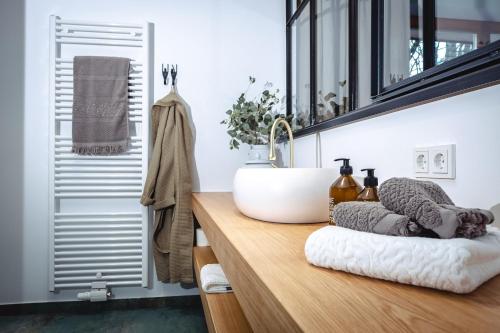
[286,0,500,138]
[286,0,358,131]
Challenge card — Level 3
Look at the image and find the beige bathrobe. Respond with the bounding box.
[141,90,194,283]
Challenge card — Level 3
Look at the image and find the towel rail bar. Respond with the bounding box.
[54,192,142,198]
[54,236,143,244]
[54,255,143,263]
[56,18,143,29]
[54,262,142,270]
[56,27,138,35]
[54,174,142,180]
[54,274,143,283]
[55,244,141,252]
[55,149,142,154]
[55,154,142,160]
[54,78,142,83]
[55,281,142,289]
[55,217,141,223]
[55,268,142,276]
[55,150,142,155]
[55,225,141,232]
[54,116,142,122]
[55,160,142,167]
[55,109,142,116]
[55,185,143,192]
[54,142,142,147]
[54,104,143,110]
[55,64,142,70]
[54,261,142,269]
[55,180,142,186]
[54,96,143,102]
[55,91,143,97]
[55,32,143,42]
[54,73,143,79]
[56,58,143,66]
[54,166,142,172]
[55,212,141,217]
[55,135,141,141]
[55,39,142,48]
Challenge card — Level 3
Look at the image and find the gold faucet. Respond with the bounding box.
[268,117,294,168]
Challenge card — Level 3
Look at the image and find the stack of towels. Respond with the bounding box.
[305,177,500,293]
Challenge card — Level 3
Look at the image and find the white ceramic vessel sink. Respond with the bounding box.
[233,167,337,223]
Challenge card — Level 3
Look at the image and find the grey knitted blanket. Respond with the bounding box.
[72,56,130,155]
[379,178,494,239]
[332,201,422,236]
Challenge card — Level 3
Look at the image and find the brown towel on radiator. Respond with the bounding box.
[72,56,130,154]
[141,91,194,284]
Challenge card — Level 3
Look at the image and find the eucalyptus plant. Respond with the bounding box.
[221,76,293,150]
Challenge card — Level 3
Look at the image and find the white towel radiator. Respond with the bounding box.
[48,15,152,291]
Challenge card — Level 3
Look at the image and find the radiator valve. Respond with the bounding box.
[77,281,111,302]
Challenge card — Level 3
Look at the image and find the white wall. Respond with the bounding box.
[294,85,500,216]
[0,0,285,304]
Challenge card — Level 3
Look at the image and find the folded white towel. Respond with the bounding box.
[200,264,232,294]
[305,226,500,293]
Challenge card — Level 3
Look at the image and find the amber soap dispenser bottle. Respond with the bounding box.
[357,168,380,202]
[329,158,362,225]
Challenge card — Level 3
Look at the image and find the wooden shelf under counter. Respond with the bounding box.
[193,246,252,333]
[193,192,500,332]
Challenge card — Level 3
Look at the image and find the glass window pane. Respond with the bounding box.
[435,0,500,65]
[289,0,302,14]
[291,3,311,130]
[383,0,423,87]
[316,0,349,122]
[357,0,372,108]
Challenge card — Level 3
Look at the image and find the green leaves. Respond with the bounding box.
[229,138,240,150]
[221,76,290,150]
[263,114,272,124]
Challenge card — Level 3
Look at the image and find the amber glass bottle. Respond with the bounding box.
[329,158,362,225]
[357,168,380,202]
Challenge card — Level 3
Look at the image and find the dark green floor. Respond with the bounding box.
[0,296,208,333]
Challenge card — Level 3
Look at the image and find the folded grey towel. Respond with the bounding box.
[440,204,494,239]
[332,201,422,236]
[379,178,494,239]
[72,56,130,155]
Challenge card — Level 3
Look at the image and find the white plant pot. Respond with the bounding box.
[245,144,271,167]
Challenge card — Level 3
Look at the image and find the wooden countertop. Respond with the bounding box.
[193,192,500,333]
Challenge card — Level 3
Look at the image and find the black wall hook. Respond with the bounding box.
[161,64,169,85]
[170,64,178,86]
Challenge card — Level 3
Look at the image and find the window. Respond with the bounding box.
[286,0,500,137]
[290,1,311,130]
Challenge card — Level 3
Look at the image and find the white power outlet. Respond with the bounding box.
[414,144,455,179]
[414,150,429,173]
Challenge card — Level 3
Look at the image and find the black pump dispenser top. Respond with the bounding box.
[361,168,378,187]
[334,158,353,175]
